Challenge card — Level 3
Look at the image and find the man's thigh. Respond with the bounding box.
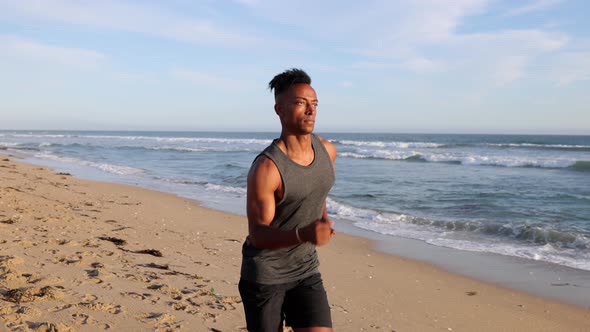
[239,278,286,332]
[283,274,332,329]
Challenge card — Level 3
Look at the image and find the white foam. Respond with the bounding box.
[339,149,420,160]
[423,153,576,168]
[489,143,590,149]
[328,198,590,271]
[94,163,144,175]
[0,142,21,147]
[204,183,246,195]
[0,133,272,146]
[3,134,70,138]
[426,238,590,271]
[33,152,143,175]
[339,148,578,168]
[148,146,209,152]
[336,140,443,149]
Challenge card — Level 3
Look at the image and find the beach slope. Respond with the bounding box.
[0,156,588,331]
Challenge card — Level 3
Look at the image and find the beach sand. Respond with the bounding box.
[1,155,589,331]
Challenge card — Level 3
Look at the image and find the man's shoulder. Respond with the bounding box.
[248,154,281,191]
[250,154,280,177]
[314,134,337,161]
[314,134,333,146]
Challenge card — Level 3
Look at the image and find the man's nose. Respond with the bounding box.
[306,103,316,114]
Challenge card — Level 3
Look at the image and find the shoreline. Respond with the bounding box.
[1,154,589,331]
[12,150,590,308]
[334,220,590,308]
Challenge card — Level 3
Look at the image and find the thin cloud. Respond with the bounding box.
[2,1,586,92]
[0,0,261,48]
[493,56,529,86]
[454,29,569,52]
[232,0,262,6]
[403,57,447,73]
[0,34,105,68]
[505,0,564,17]
[553,52,590,86]
[398,0,491,42]
[449,29,568,85]
[350,56,446,74]
[338,81,354,88]
[350,61,395,70]
[170,68,245,91]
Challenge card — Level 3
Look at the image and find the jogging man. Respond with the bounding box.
[239,68,337,332]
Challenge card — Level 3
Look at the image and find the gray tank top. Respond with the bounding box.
[241,134,335,284]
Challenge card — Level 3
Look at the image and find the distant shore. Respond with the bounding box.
[1,154,589,331]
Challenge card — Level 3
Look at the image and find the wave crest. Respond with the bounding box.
[339,150,582,169]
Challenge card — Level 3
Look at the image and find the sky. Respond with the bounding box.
[0,0,589,134]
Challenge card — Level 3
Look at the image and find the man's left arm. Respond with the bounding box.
[318,135,337,234]
[318,136,337,167]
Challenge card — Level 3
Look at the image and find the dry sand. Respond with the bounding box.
[0,155,589,331]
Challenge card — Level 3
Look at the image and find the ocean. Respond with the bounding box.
[2,130,589,273]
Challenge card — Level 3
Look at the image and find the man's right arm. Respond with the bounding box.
[246,156,302,249]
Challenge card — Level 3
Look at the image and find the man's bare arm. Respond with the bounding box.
[247,156,334,248]
[318,135,337,167]
[246,157,302,249]
[317,136,337,235]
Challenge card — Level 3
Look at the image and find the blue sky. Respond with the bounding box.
[0,0,588,134]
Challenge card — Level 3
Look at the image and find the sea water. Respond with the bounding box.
[2,131,589,273]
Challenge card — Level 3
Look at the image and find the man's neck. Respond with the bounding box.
[277,133,314,166]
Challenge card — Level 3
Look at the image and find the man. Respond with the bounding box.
[239,68,337,332]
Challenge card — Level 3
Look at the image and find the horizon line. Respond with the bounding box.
[1,128,589,137]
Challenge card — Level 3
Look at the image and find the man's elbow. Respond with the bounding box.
[248,225,265,249]
[248,234,262,248]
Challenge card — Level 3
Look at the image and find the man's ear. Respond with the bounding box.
[274,103,281,116]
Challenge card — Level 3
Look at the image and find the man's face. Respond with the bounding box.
[275,83,318,135]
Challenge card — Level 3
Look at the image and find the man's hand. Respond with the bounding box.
[301,218,335,246]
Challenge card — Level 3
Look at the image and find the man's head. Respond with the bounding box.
[268,68,311,101]
[269,69,317,135]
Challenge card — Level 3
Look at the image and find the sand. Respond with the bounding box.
[0,155,589,331]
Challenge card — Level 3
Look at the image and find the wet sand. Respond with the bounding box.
[1,155,589,331]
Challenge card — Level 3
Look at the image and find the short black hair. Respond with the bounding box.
[268,68,311,98]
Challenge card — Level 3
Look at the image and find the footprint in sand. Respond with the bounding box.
[3,285,62,304]
[52,254,83,266]
[166,287,241,321]
[14,239,35,247]
[71,312,97,326]
[0,215,20,224]
[22,272,44,284]
[26,321,73,332]
[81,239,101,248]
[84,269,103,284]
[48,238,70,246]
[137,312,182,331]
[15,305,42,317]
[331,303,349,314]
[196,292,242,311]
[120,271,160,284]
[147,284,183,300]
[82,294,98,302]
[0,255,24,268]
[77,301,122,314]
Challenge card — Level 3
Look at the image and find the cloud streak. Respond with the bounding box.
[0,34,105,68]
[244,0,573,84]
[553,52,590,86]
[170,68,246,91]
[0,0,261,48]
[505,0,565,17]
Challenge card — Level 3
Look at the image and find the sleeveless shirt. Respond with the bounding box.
[240,134,335,284]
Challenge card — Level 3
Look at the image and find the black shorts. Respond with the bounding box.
[238,273,332,331]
